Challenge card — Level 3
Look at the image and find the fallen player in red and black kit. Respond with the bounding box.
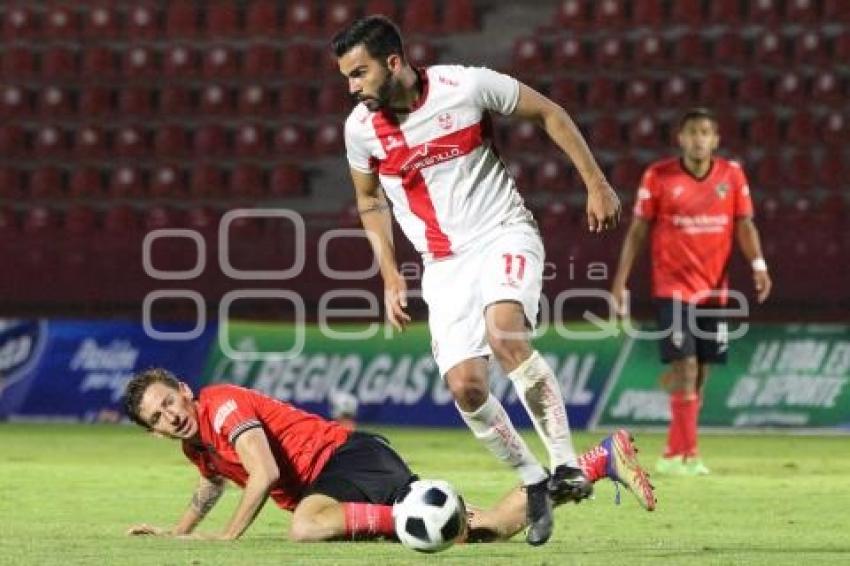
[123,368,655,543]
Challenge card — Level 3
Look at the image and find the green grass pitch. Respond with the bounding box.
[1,424,849,565]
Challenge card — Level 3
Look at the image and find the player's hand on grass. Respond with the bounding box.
[384,272,411,332]
[754,269,772,303]
[126,523,169,536]
[611,280,630,318]
[586,178,621,233]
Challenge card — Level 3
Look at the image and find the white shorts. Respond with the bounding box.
[421,225,544,377]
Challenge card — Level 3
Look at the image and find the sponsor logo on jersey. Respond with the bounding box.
[214,399,238,434]
[399,142,463,174]
[384,135,404,151]
[437,112,454,130]
[672,185,685,199]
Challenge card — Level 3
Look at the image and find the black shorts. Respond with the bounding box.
[655,298,729,365]
[305,431,416,505]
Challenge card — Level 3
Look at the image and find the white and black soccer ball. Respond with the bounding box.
[393,479,466,553]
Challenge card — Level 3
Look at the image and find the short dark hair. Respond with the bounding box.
[331,15,404,61]
[678,107,718,132]
[123,368,180,428]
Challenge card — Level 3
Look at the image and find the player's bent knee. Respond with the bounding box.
[288,520,333,543]
[446,377,488,411]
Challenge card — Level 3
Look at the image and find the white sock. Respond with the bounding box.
[457,394,548,486]
[508,350,578,469]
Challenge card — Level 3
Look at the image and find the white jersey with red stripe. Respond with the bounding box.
[344,65,536,261]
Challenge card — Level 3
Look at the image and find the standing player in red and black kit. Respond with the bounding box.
[122,369,655,544]
[611,108,772,476]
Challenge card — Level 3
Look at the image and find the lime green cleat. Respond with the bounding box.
[655,456,686,475]
[682,458,710,476]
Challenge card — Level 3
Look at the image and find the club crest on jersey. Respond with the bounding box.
[715,182,729,199]
[437,112,454,130]
[384,135,404,151]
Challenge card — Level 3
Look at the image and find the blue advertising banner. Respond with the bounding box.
[0,319,216,421]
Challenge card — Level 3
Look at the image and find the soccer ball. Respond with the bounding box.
[393,479,466,553]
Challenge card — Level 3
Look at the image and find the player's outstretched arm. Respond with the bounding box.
[511,83,621,232]
[350,168,410,331]
[126,474,225,538]
[735,217,772,303]
[611,218,650,316]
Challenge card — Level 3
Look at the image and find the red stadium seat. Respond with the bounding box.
[245,0,280,36]
[3,5,39,41]
[285,0,319,36]
[64,205,98,237]
[660,74,691,107]
[0,125,26,158]
[114,126,149,158]
[632,0,664,27]
[623,77,654,108]
[193,125,228,157]
[508,121,544,152]
[832,31,850,63]
[203,46,239,79]
[1,47,36,78]
[78,87,112,117]
[402,0,437,34]
[746,113,780,147]
[118,87,153,117]
[42,47,77,79]
[122,46,158,79]
[229,164,265,198]
[44,3,78,40]
[792,31,827,65]
[590,116,622,150]
[535,158,568,193]
[708,0,741,24]
[23,206,60,238]
[755,153,782,190]
[593,0,626,28]
[786,0,818,23]
[314,122,344,155]
[69,168,104,199]
[238,85,273,116]
[190,164,226,199]
[443,0,476,31]
[206,1,239,37]
[774,71,805,106]
[278,84,313,116]
[109,166,145,199]
[504,158,534,193]
[512,37,547,74]
[235,124,267,157]
[154,125,189,158]
[33,126,66,158]
[811,70,844,106]
[242,44,278,77]
[670,1,703,26]
[325,0,359,33]
[610,155,642,191]
[785,112,817,146]
[785,151,816,191]
[594,37,627,68]
[823,0,850,22]
[149,166,185,199]
[634,34,665,68]
[200,85,235,115]
[754,31,784,67]
[158,86,192,116]
[715,113,741,152]
[83,3,119,39]
[748,0,781,24]
[818,149,847,190]
[269,165,305,198]
[73,125,107,159]
[104,205,141,234]
[81,46,117,78]
[551,37,588,69]
[407,40,437,67]
[37,87,73,118]
[186,206,220,238]
[274,124,310,157]
[630,115,662,149]
[736,74,768,105]
[281,43,318,79]
[0,86,30,118]
[364,0,398,21]
[711,32,746,66]
[672,35,706,66]
[144,206,183,231]
[163,45,199,77]
[557,0,590,30]
[549,78,580,108]
[29,167,65,199]
[819,112,848,147]
[0,167,23,199]
[697,72,731,106]
[317,82,351,115]
[166,2,199,38]
[586,76,617,109]
[126,4,160,40]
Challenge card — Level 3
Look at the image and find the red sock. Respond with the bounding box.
[664,391,685,458]
[578,444,608,482]
[342,503,395,540]
[680,395,700,458]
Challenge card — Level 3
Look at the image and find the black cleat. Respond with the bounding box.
[525,476,553,546]
[549,465,593,505]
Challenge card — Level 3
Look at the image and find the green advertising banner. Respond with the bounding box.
[595,324,850,429]
[201,321,625,427]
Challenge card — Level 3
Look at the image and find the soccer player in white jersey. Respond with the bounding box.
[332,16,622,546]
